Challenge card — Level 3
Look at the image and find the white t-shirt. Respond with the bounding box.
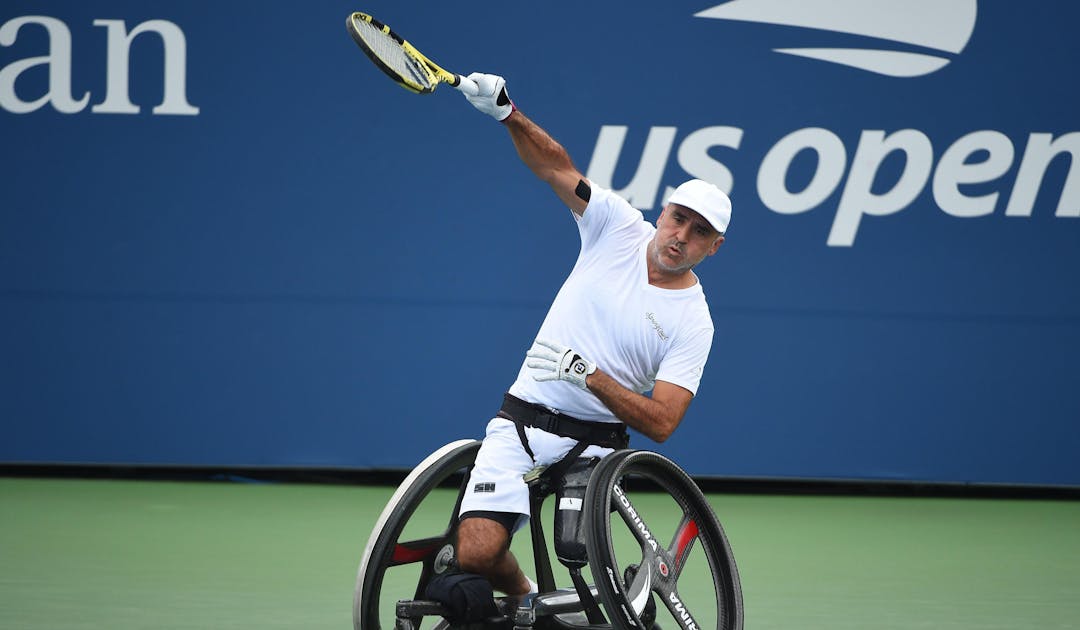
[508,185,715,423]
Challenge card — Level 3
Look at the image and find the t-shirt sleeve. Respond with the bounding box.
[655,326,714,395]
[574,185,646,252]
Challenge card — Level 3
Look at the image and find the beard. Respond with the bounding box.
[648,239,701,275]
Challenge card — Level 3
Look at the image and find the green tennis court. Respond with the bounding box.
[2,477,1077,629]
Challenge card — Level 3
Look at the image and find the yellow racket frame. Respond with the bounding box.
[346,12,468,94]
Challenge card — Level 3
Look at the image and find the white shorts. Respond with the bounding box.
[458,417,616,532]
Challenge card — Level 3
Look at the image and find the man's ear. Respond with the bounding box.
[708,235,725,256]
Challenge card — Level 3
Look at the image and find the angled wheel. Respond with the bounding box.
[354,439,481,630]
[584,450,743,630]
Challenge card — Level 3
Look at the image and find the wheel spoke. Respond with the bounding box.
[667,514,699,582]
[611,482,664,560]
[662,587,704,630]
[625,563,654,616]
[388,535,447,566]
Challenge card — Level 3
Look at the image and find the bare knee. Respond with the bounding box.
[456,516,510,574]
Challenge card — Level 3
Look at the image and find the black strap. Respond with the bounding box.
[540,441,589,487]
[513,420,536,461]
[528,487,556,592]
[569,567,607,625]
[498,394,629,449]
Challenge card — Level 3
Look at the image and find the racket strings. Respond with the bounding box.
[351,18,435,91]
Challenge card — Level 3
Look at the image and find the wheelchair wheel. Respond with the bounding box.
[354,439,481,630]
[584,450,743,630]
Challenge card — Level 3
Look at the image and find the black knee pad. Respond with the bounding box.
[553,457,599,568]
[424,571,500,624]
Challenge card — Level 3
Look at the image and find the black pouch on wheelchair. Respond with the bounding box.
[553,457,599,567]
[424,571,500,624]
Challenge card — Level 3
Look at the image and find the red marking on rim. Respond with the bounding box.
[391,543,437,564]
[674,519,699,567]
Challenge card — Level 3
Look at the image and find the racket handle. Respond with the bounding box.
[453,74,479,96]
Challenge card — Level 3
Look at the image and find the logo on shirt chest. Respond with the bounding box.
[645,312,669,341]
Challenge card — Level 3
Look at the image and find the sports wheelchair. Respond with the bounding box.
[354,439,743,630]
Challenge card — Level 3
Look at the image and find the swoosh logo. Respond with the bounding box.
[695,0,978,77]
[628,562,652,616]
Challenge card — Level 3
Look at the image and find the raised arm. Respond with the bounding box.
[463,73,590,216]
[502,110,589,215]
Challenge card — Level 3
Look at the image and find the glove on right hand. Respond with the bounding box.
[464,72,514,121]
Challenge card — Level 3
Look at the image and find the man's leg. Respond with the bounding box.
[457,514,531,596]
[455,418,535,595]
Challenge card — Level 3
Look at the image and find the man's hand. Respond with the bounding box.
[526,339,596,389]
[464,72,514,121]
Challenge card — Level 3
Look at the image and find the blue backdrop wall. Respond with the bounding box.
[2,1,1078,485]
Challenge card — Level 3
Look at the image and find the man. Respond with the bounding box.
[454,73,730,597]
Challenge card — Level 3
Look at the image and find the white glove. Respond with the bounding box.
[464,72,514,121]
[526,339,596,389]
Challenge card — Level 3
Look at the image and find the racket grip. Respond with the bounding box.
[454,74,479,96]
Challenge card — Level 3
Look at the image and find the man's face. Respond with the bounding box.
[649,204,724,274]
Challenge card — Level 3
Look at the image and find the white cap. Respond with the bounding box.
[667,179,731,234]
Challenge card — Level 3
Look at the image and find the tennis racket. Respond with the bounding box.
[346,12,479,96]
